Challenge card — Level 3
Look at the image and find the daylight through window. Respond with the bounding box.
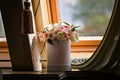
[58,0,115,36]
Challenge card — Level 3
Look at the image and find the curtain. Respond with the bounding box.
[31,0,47,69]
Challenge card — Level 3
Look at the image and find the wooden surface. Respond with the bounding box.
[2,69,66,80]
[2,69,120,80]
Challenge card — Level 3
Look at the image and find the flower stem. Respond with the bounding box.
[40,42,45,56]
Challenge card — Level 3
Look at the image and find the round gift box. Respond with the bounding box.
[46,39,71,72]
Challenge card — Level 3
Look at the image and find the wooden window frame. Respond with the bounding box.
[0,0,102,53]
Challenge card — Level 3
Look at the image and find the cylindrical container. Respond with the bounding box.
[46,39,71,72]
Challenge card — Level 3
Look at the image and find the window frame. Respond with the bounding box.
[0,0,102,53]
[0,38,8,53]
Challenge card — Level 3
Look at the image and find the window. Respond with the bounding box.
[57,0,115,59]
[32,0,115,60]
[0,11,6,38]
[58,0,115,36]
[0,10,7,50]
[0,10,11,69]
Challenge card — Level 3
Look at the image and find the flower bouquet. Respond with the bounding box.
[39,21,80,44]
[39,21,80,71]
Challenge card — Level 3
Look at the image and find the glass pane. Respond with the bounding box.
[58,0,115,36]
[0,10,6,38]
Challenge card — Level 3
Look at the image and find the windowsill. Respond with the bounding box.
[0,36,103,41]
[0,36,103,54]
[71,36,103,59]
[71,36,103,46]
[79,36,103,41]
[0,38,7,47]
[0,38,8,53]
[0,36,103,68]
[0,36,103,46]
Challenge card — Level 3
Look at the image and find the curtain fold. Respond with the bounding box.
[31,0,47,69]
[31,0,43,32]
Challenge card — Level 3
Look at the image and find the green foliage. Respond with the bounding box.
[63,21,80,32]
[69,0,114,36]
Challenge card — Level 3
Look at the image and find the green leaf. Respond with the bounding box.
[63,21,70,26]
[72,26,80,31]
[72,27,76,31]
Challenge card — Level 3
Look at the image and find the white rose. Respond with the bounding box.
[56,32,66,40]
[71,31,79,43]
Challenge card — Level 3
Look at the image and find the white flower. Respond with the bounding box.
[56,32,66,40]
[71,31,79,43]
[43,24,55,32]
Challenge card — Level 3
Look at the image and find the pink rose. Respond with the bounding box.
[39,33,47,42]
[58,25,71,38]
